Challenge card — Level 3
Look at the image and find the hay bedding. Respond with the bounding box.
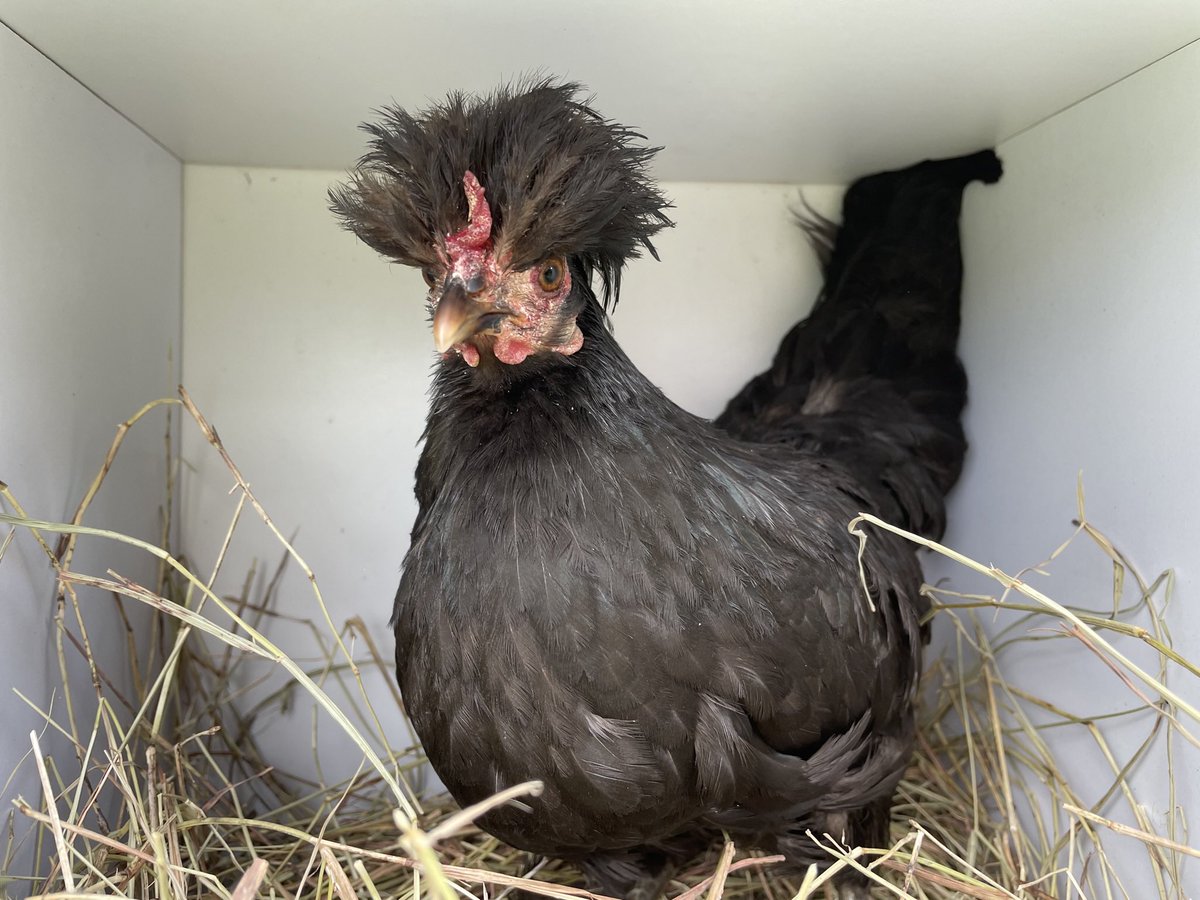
[0,390,1193,899]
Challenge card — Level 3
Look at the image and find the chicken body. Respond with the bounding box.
[398,317,926,873]
[333,81,1000,896]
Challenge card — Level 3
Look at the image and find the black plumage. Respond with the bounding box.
[332,79,1001,897]
[330,81,671,305]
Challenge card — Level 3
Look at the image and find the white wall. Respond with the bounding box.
[0,24,182,889]
[934,41,1200,893]
[180,167,839,784]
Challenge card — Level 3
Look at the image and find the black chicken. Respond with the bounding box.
[332,80,1000,898]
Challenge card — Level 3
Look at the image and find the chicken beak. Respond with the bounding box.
[432,279,500,352]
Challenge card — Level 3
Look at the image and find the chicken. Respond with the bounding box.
[331,80,1001,897]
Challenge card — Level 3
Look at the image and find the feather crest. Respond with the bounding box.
[330,78,674,307]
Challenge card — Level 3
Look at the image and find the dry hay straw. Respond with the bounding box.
[0,388,1194,899]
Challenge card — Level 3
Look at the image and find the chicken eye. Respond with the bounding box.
[421,267,440,289]
[537,258,566,292]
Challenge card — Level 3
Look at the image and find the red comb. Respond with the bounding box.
[446,171,493,255]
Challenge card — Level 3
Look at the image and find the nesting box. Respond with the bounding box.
[2,3,1198,897]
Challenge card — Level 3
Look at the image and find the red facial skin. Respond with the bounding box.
[435,172,584,368]
[444,171,495,288]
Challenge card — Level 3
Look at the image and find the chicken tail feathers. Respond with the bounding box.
[715,151,1002,538]
[812,149,1001,302]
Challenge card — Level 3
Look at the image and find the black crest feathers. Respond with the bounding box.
[330,79,674,306]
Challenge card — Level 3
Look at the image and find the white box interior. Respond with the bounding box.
[2,8,1198,893]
